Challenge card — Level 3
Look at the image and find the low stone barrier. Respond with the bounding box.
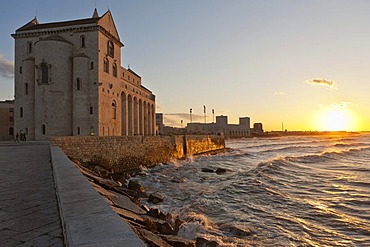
[50,135,225,173]
[50,146,146,246]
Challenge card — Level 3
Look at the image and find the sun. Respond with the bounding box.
[313,103,358,131]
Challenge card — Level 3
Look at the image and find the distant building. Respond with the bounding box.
[156,113,186,135]
[0,100,15,141]
[187,115,250,138]
[12,9,156,140]
[252,123,264,134]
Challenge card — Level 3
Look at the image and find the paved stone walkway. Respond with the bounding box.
[0,142,64,247]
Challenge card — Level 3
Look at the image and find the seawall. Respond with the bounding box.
[50,135,225,173]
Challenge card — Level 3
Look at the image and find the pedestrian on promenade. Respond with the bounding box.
[15,132,19,142]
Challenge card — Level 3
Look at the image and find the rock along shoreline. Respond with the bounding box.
[72,159,224,247]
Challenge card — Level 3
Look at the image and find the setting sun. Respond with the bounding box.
[313,103,358,131]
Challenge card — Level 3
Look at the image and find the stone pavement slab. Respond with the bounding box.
[0,142,64,247]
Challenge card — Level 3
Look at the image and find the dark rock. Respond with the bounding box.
[147,208,161,218]
[157,221,176,235]
[142,215,176,235]
[219,224,254,237]
[215,168,227,174]
[171,177,185,183]
[141,204,150,213]
[107,191,146,215]
[149,192,165,204]
[112,206,145,224]
[196,237,219,247]
[122,187,148,198]
[117,177,128,187]
[128,180,145,193]
[110,172,123,181]
[136,228,171,247]
[158,211,166,220]
[201,168,214,173]
[93,166,109,177]
[97,178,121,189]
[160,234,196,247]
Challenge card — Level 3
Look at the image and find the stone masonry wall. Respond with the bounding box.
[50,135,225,173]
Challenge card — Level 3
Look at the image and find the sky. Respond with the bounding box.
[1,0,370,131]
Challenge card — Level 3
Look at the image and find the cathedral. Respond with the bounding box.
[12,9,156,141]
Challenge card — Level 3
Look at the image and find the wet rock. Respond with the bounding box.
[219,224,254,237]
[141,204,150,213]
[136,228,171,247]
[128,180,146,193]
[117,177,128,187]
[112,206,145,224]
[157,221,176,235]
[196,237,219,247]
[147,208,161,218]
[142,215,176,235]
[96,178,121,190]
[120,187,147,198]
[201,168,214,173]
[158,211,167,220]
[93,166,109,177]
[171,177,185,183]
[149,192,165,204]
[160,234,196,247]
[107,191,146,215]
[215,168,227,174]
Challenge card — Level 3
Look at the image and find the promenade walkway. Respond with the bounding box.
[0,142,64,247]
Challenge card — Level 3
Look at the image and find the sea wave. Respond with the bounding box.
[135,134,370,246]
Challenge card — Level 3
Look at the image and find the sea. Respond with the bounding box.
[135,133,370,246]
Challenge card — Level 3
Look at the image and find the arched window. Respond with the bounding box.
[20,107,23,118]
[9,127,14,136]
[25,83,28,95]
[103,58,109,73]
[77,127,81,135]
[42,124,46,135]
[113,63,117,77]
[90,61,94,70]
[107,40,114,57]
[40,63,49,84]
[112,100,117,119]
[20,66,22,74]
[80,36,86,48]
[76,78,81,90]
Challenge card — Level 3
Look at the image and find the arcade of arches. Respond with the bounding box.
[120,92,155,136]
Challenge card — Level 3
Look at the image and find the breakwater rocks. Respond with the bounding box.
[73,161,220,247]
[51,135,225,173]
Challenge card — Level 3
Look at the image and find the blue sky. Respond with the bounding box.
[1,0,370,131]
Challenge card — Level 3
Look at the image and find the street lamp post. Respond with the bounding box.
[203,105,206,123]
[212,109,215,123]
[190,108,192,123]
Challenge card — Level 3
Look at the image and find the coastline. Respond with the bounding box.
[73,160,200,246]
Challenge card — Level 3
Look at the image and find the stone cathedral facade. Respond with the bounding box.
[12,9,156,141]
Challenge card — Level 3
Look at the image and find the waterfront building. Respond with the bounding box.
[12,9,156,141]
[252,123,264,134]
[187,115,251,138]
[0,100,15,141]
[156,113,186,135]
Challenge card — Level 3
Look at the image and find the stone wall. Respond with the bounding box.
[50,135,225,173]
